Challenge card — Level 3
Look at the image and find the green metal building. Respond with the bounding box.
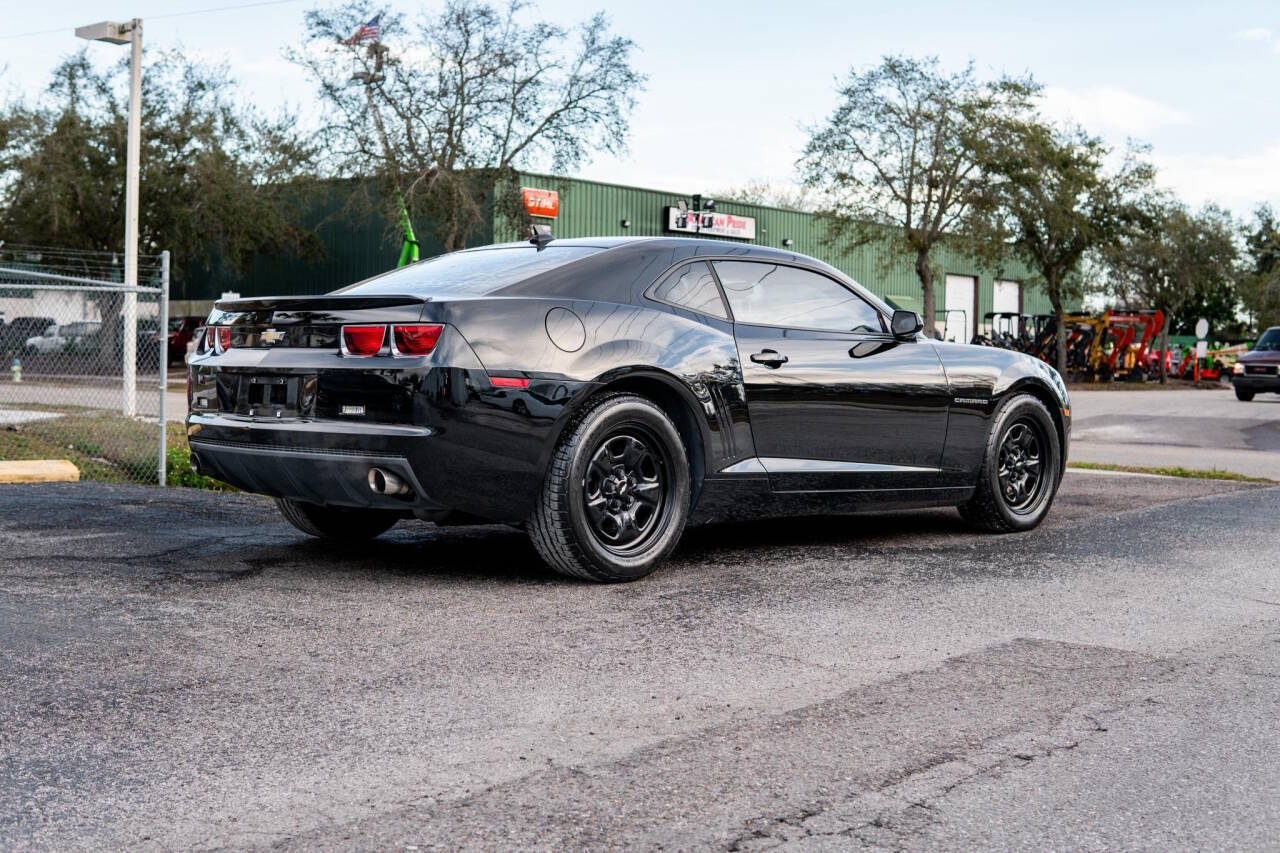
[177,171,1053,343]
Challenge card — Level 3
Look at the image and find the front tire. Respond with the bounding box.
[276,498,400,540]
[959,395,1061,533]
[528,392,691,582]
[1235,387,1255,401]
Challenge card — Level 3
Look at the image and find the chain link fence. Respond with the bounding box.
[0,245,171,484]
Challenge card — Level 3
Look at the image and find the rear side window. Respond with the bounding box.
[333,246,602,297]
[713,261,885,333]
[651,262,729,320]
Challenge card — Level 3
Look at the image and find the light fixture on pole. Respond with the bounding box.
[77,18,142,417]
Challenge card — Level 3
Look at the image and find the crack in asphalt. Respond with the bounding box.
[261,638,1187,851]
[724,713,1109,850]
[717,639,1264,852]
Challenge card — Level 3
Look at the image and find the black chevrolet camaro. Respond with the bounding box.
[187,236,1070,581]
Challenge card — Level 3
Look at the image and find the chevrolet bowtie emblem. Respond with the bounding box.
[260,329,285,345]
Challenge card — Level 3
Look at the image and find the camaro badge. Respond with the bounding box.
[953,396,989,406]
[260,329,285,345]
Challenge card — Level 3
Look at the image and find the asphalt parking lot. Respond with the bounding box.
[1071,385,1280,478]
[3,471,1278,849]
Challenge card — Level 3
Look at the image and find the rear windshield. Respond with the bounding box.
[332,246,602,297]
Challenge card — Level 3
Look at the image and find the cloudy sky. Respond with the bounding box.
[3,0,1277,214]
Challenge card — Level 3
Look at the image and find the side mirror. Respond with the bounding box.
[891,309,923,340]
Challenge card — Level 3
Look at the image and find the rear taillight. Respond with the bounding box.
[341,324,386,357]
[203,327,214,352]
[490,376,531,389]
[215,326,232,354]
[391,324,443,356]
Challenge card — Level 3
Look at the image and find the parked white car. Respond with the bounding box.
[24,321,101,354]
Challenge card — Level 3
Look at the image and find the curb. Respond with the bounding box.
[0,460,81,484]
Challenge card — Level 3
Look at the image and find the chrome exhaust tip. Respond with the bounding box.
[368,467,410,497]
[189,452,203,474]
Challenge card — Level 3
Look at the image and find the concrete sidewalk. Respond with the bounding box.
[0,380,187,422]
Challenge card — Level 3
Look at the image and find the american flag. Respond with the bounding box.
[344,15,380,45]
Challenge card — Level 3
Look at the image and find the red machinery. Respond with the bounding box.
[1104,309,1162,381]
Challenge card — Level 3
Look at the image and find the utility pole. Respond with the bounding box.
[76,18,143,416]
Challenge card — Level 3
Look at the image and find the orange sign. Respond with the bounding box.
[521,187,559,219]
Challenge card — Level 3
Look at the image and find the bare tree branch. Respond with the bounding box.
[292,1,644,251]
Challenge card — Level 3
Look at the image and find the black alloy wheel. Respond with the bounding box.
[528,392,691,582]
[996,419,1047,515]
[582,428,670,556]
[958,394,1061,533]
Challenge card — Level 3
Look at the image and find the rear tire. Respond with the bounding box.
[276,498,400,540]
[1235,387,1255,401]
[959,394,1061,533]
[528,392,691,582]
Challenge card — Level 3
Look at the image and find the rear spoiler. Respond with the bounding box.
[213,294,426,312]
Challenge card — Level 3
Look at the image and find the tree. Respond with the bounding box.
[991,121,1153,374]
[1175,266,1245,338]
[714,178,815,212]
[0,51,317,293]
[293,0,644,252]
[1241,205,1280,332]
[799,56,1038,336]
[1105,201,1238,381]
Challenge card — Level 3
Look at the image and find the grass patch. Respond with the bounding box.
[0,412,234,490]
[1,401,103,414]
[1068,461,1274,483]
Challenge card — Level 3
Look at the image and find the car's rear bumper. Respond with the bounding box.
[187,414,445,511]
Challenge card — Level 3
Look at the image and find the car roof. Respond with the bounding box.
[478,235,865,287]
[476,235,815,264]
[328,236,892,315]
[471,236,892,314]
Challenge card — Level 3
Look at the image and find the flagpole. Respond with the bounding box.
[348,21,416,265]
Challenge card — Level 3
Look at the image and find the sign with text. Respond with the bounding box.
[521,187,559,219]
[665,207,757,240]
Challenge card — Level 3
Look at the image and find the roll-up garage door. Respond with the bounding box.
[994,279,1021,315]
[943,274,977,343]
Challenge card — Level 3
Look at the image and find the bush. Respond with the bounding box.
[165,442,236,491]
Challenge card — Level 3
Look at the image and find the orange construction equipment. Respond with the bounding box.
[1104,309,1163,381]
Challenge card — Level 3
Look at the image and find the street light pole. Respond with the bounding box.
[76,18,142,416]
[122,18,142,417]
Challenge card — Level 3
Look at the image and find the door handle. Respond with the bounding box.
[750,349,789,368]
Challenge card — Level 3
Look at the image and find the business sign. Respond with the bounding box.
[521,187,559,219]
[665,207,757,240]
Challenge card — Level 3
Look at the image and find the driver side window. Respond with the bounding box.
[712,261,885,333]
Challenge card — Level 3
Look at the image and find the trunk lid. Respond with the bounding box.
[207,294,427,350]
